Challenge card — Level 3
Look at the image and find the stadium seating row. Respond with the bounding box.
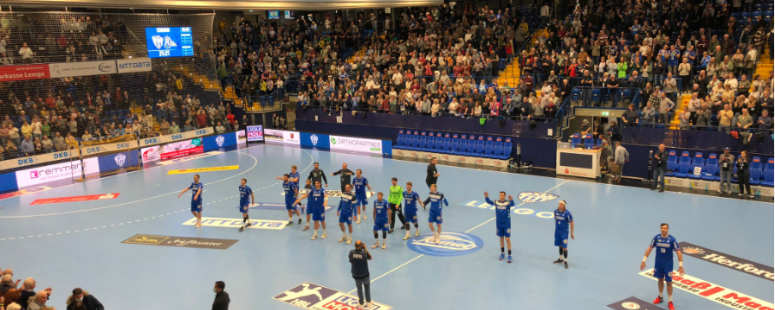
[665,150,773,186]
[394,130,512,160]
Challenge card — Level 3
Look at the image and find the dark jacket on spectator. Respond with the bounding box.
[66,291,104,310]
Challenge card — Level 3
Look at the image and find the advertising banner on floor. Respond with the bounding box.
[0,150,73,170]
[159,139,203,161]
[139,128,213,147]
[264,129,299,146]
[246,125,264,142]
[116,58,153,74]
[300,132,330,149]
[80,140,139,156]
[49,60,117,78]
[203,133,237,152]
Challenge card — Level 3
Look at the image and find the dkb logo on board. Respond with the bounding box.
[406,232,484,257]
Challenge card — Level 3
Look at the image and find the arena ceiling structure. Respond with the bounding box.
[0,0,442,10]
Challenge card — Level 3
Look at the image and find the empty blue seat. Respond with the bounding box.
[701,153,719,181]
[688,152,704,179]
[442,133,452,153]
[584,134,594,149]
[484,136,495,158]
[501,138,513,160]
[466,135,477,155]
[590,89,600,105]
[435,133,444,151]
[493,137,504,159]
[762,158,774,187]
[410,131,420,150]
[749,157,763,185]
[674,151,691,178]
[571,133,581,148]
[474,136,486,156]
[396,130,406,149]
[416,131,428,150]
[456,134,467,154]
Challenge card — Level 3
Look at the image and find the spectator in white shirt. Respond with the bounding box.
[18,43,33,63]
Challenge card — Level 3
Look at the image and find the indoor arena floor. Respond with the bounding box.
[0,144,772,310]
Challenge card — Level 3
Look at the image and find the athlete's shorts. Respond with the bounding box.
[285,199,297,211]
[496,222,511,237]
[554,231,569,248]
[355,193,368,206]
[339,212,352,224]
[374,220,389,232]
[191,200,202,212]
[404,207,418,223]
[240,203,250,214]
[312,206,325,221]
[653,262,675,282]
[305,203,313,214]
[429,209,443,224]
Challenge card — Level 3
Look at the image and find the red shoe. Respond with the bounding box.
[668,301,675,310]
[653,296,663,304]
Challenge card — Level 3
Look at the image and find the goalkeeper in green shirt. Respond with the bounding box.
[387,177,406,233]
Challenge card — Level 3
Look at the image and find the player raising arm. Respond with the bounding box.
[282,174,302,226]
[640,223,685,310]
[178,174,203,228]
[485,191,514,263]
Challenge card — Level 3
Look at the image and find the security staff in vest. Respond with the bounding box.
[349,240,373,308]
[652,144,667,192]
[426,157,440,189]
[331,163,354,191]
[308,162,328,188]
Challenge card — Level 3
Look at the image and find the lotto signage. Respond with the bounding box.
[0,150,72,170]
[638,269,773,310]
[274,282,392,310]
[116,58,153,73]
[183,217,288,230]
[203,133,237,152]
[246,125,264,142]
[265,129,300,146]
[138,128,213,147]
[300,132,330,149]
[329,135,385,154]
[80,140,139,156]
[680,242,773,281]
[49,60,117,78]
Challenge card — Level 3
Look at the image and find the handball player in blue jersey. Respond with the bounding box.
[238,178,255,232]
[337,184,356,244]
[277,165,303,223]
[422,184,448,244]
[295,180,328,240]
[281,174,302,226]
[552,200,574,269]
[371,193,391,249]
[178,174,204,228]
[401,182,424,240]
[352,169,373,224]
[640,223,685,310]
[484,191,514,263]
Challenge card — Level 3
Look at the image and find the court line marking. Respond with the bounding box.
[0,146,315,240]
[346,179,569,295]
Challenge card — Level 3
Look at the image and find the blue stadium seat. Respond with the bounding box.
[484,136,495,158]
[456,134,466,154]
[749,157,763,185]
[741,12,750,19]
[417,131,428,150]
[500,138,513,160]
[474,136,486,156]
[571,133,581,148]
[596,138,603,147]
[584,134,594,149]
[590,89,600,105]
[434,133,444,151]
[442,133,452,154]
[493,137,504,159]
[762,158,774,187]
[688,152,704,179]
[701,153,719,181]
[674,151,691,178]
[396,130,406,149]
[410,131,420,150]
[752,11,762,18]
[466,135,477,155]
[425,132,434,151]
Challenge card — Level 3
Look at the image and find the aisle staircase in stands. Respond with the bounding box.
[172,64,248,108]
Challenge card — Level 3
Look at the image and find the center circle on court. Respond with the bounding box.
[406,232,484,257]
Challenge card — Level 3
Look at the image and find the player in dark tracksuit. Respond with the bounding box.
[331,163,355,192]
[307,162,328,188]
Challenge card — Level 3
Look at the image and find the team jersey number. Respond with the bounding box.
[660,248,666,254]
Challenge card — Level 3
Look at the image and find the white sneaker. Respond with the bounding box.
[311,233,318,240]
[415,230,420,237]
[435,235,441,244]
[403,233,410,240]
[321,232,327,239]
[339,236,347,242]
[382,242,386,249]
[371,242,378,249]
[365,301,373,307]
[346,237,352,244]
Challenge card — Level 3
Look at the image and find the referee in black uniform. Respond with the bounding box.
[307,162,328,188]
[426,157,440,189]
[331,163,354,191]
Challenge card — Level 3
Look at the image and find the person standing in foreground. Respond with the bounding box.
[652,144,667,192]
[552,200,574,269]
[282,174,302,226]
[423,184,448,244]
[331,163,354,191]
[613,141,629,183]
[178,174,204,228]
[718,148,734,196]
[372,193,391,249]
[212,281,230,310]
[402,182,423,240]
[337,184,356,244]
[484,191,514,263]
[736,150,752,198]
[349,240,373,308]
[425,157,440,194]
[640,223,685,310]
[352,169,373,224]
[387,178,406,233]
[238,178,255,232]
[295,180,328,240]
